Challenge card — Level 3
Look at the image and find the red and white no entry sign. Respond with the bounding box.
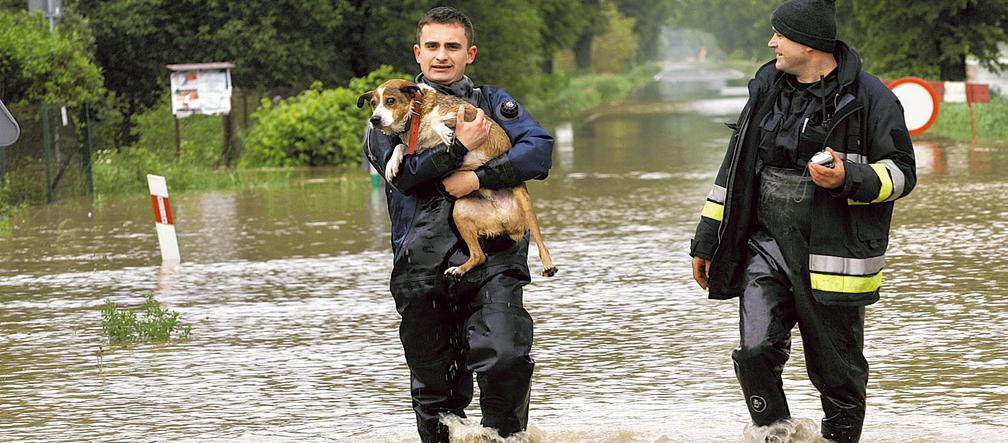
[888,77,939,136]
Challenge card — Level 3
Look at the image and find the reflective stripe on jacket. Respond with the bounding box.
[690,41,916,306]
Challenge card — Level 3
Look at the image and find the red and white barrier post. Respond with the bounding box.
[147,174,180,262]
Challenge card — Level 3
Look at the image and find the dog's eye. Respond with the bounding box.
[385,98,395,106]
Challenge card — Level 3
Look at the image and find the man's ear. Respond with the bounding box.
[356,91,374,108]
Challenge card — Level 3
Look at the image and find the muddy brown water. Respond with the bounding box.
[1,73,1006,441]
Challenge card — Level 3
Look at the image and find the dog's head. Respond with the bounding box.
[357,79,422,134]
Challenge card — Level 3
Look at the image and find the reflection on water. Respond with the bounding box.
[1,79,1007,441]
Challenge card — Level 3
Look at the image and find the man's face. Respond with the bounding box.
[768,29,809,75]
[414,23,476,85]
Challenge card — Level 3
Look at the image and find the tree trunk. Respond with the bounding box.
[940,55,967,81]
[574,33,593,70]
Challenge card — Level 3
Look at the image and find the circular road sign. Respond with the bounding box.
[888,77,939,136]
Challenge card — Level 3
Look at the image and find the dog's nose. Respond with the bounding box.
[369,115,382,126]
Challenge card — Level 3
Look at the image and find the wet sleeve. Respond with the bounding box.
[690,123,736,260]
[831,91,917,204]
[362,124,468,196]
[474,90,554,189]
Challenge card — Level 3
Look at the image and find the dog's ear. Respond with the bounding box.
[399,84,421,100]
[356,91,374,108]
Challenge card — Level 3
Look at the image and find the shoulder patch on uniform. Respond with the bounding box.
[496,99,521,121]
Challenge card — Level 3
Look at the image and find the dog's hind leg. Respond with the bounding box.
[444,202,488,279]
[513,185,557,277]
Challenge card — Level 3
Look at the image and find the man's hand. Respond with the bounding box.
[808,147,845,189]
[454,106,491,149]
[442,170,480,198]
[691,256,712,290]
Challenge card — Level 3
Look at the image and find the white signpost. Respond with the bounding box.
[147,174,180,263]
[166,62,235,163]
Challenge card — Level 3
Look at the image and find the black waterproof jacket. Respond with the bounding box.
[690,42,916,306]
[363,75,554,301]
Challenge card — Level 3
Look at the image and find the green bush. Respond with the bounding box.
[241,65,410,167]
[92,94,241,196]
[101,294,191,344]
[525,65,659,124]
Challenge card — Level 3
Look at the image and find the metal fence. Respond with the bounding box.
[0,103,94,206]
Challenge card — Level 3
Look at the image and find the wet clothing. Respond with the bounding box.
[734,167,867,442]
[690,42,914,442]
[362,74,553,442]
[691,41,916,305]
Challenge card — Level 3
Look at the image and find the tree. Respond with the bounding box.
[616,0,677,62]
[0,10,105,106]
[852,0,1008,81]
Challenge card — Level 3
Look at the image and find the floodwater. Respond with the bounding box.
[2,65,1007,442]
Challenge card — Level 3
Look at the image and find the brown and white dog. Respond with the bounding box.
[357,79,557,278]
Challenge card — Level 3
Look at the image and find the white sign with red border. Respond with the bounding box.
[888,77,939,136]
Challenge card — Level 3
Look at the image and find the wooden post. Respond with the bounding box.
[41,103,54,203]
[174,115,181,161]
[222,112,233,169]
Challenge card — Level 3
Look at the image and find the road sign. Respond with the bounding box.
[889,77,939,136]
[0,99,19,147]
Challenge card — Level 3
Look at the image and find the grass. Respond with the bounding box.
[101,293,191,345]
[925,95,1008,143]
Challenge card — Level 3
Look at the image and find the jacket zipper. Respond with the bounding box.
[714,104,753,246]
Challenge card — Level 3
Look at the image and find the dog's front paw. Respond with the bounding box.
[542,266,558,277]
[385,144,406,182]
[444,266,466,280]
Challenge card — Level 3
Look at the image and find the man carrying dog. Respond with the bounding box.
[689,1,915,441]
[362,6,553,442]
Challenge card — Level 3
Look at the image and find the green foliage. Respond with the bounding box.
[526,65,659,124]
[101,294,191,344]
[851,1,1008,81]
[928,95,1008,142]
[92,94,238,196]
[590,5,640,73]
[0,9,105,106]
[242,66,410,167]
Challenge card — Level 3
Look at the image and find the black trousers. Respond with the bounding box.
[395,239,535,443]
[732,167,868,443]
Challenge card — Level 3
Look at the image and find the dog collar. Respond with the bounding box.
[408,91,423,155]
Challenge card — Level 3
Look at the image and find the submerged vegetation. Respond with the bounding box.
[101,294,191,345]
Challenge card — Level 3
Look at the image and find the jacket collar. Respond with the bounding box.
[415,74,475,99]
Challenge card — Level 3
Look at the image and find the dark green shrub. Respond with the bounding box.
[241,65,410,167]
[102,294,191,344]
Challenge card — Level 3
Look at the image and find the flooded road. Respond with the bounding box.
[2,68,1007,441]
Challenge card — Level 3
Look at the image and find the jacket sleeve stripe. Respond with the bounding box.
[868,163,894,203]
[879,159,906,202]
[810,270,883,294]
[809,254,885,276]
[707,185,727,204]
[701,200,724,222]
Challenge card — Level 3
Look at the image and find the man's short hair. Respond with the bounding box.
[416,6,475,46]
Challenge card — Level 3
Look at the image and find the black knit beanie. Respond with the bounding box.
[772,0,837,52]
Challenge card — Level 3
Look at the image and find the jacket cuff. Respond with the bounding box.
[431,139,469,174]
[474,154,518,189]
[831,160,862,198]
[690,238,715,260]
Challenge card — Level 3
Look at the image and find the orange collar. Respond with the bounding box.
[407,91,424,154]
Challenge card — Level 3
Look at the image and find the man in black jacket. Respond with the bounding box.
[689,1,915,441]
[362,7,553,443]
